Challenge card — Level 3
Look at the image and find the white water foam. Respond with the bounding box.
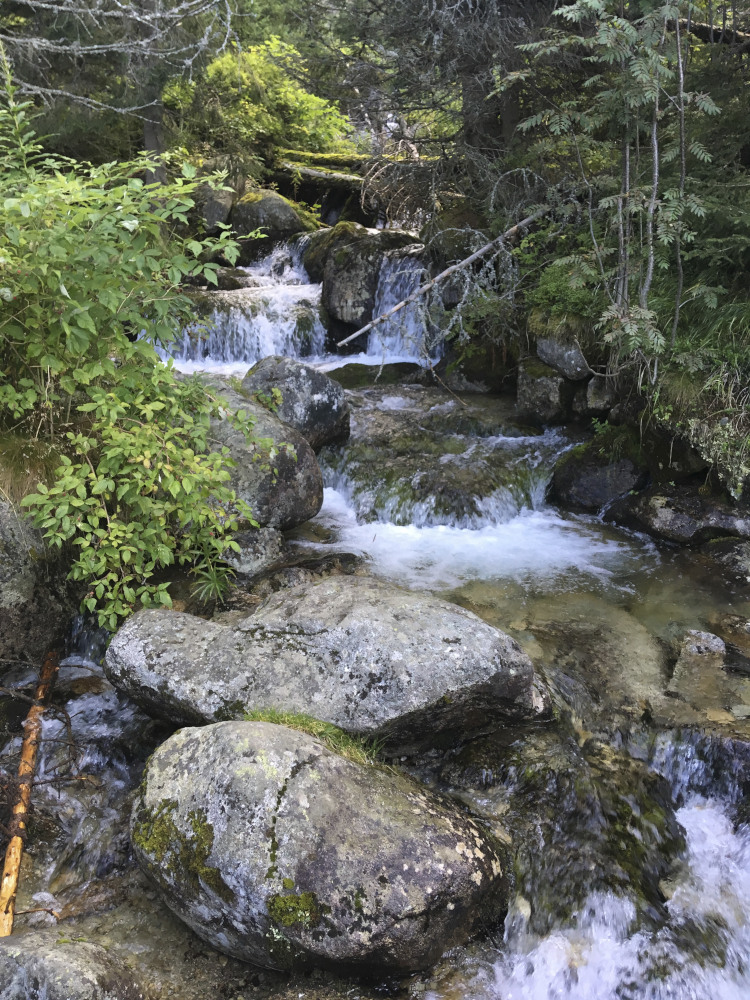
[473,799,750,1000]
[307,487,650,591]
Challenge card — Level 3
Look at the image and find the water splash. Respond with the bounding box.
[366,249,443,361]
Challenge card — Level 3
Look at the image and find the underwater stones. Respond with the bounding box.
[667,631,729,709]
[700,537,750,584]
[535,336,591,381]
[605,483,750,545]
[131,721,508,972]
[104,576,549,750]
[549,440,648,513]
[0,929,144,1000]
[203,377,323,531]
[515,360,574,424]
[0,500,76,669]
[241,356,350,451]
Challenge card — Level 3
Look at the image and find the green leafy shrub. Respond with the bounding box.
[0,51,259,627]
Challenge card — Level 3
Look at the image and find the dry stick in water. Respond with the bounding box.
[0,649,60,936]
[336,207,550,349]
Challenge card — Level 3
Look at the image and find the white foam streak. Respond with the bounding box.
[475,801,750,1000]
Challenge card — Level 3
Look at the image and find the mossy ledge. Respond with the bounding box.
[132,797,235,904]
[243,708,382,766]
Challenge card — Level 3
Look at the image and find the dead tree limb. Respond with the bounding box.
[336,207,550,348]
[0,649,59,937]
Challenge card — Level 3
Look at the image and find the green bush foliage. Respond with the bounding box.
[0,53,258,627]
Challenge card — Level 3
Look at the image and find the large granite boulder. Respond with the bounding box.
[231,191,316,263]
[535,336,591,381]
[0,501,76,670]
[105,576,549,751]
[131,721,509,972]
[205,378,323,530]
[0,929,143,1000]
[605,483,750,545]
[241,356,350,452]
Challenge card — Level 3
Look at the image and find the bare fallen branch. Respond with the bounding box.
[0,649,60,937]
[336,207,549,348]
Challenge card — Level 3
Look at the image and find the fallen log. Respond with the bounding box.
[336,206,549,348]
[0,649,60,936]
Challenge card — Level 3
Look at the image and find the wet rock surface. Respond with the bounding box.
[605,482,750,545]
[202,377,324,530]
[242,355,350,451]
[104,576,548,749]
[132,721,509,972]
[321,386,570,526]
[0,929,145,1000]
[549,442,648,512]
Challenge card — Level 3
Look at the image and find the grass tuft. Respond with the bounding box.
[243,708,383,766]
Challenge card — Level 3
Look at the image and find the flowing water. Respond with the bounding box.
[7,246,750,998]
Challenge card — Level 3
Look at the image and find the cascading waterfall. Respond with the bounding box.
[160,244,327,373]
[365,248,443,361]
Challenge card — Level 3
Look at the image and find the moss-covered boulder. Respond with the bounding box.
[104,576,549,750]
[131,720,509,972]
[241,356,350,452]
[231,191,318,263]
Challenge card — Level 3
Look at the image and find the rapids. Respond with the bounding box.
[5,246,750,999]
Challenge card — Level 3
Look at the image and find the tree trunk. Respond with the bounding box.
[143,98,167,185]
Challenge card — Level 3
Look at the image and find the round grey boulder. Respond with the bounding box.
[131,721,508,972]
[536,336,591,381]
[105,576,549,752]
[204,377,323,530]
[241,356,350,451]
[0,929,143,1000]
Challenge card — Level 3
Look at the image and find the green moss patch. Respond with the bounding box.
[268,890,328,928]
[243,708,381,766]
[132,798,235,904]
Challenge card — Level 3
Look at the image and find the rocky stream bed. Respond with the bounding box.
[2,242,750,999]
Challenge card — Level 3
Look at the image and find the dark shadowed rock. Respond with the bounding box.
[0,501,77,670]
[242,356,350,451]
[105,576,549,751]
[700,537,750,585]
[549,441,648,512]
[131,721,509,972]
[572,375,617,416]
[0,929,144,999]
[605,483,750,545]
[516,360,575,424]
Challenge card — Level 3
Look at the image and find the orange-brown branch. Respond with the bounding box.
[0,649,59,936]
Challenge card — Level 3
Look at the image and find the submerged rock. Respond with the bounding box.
[131,721,508,972]
[204,377,323,530]
[667,631,729,709]
[700,537,750,584]
[605,483,750,545]
[105,576,549,750]
[241,356,350,451]
[0,929,144,999]
[0,500,76,670]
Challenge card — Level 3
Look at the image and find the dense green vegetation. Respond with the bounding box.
[1,0,749,629]
[0,57,261,627]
